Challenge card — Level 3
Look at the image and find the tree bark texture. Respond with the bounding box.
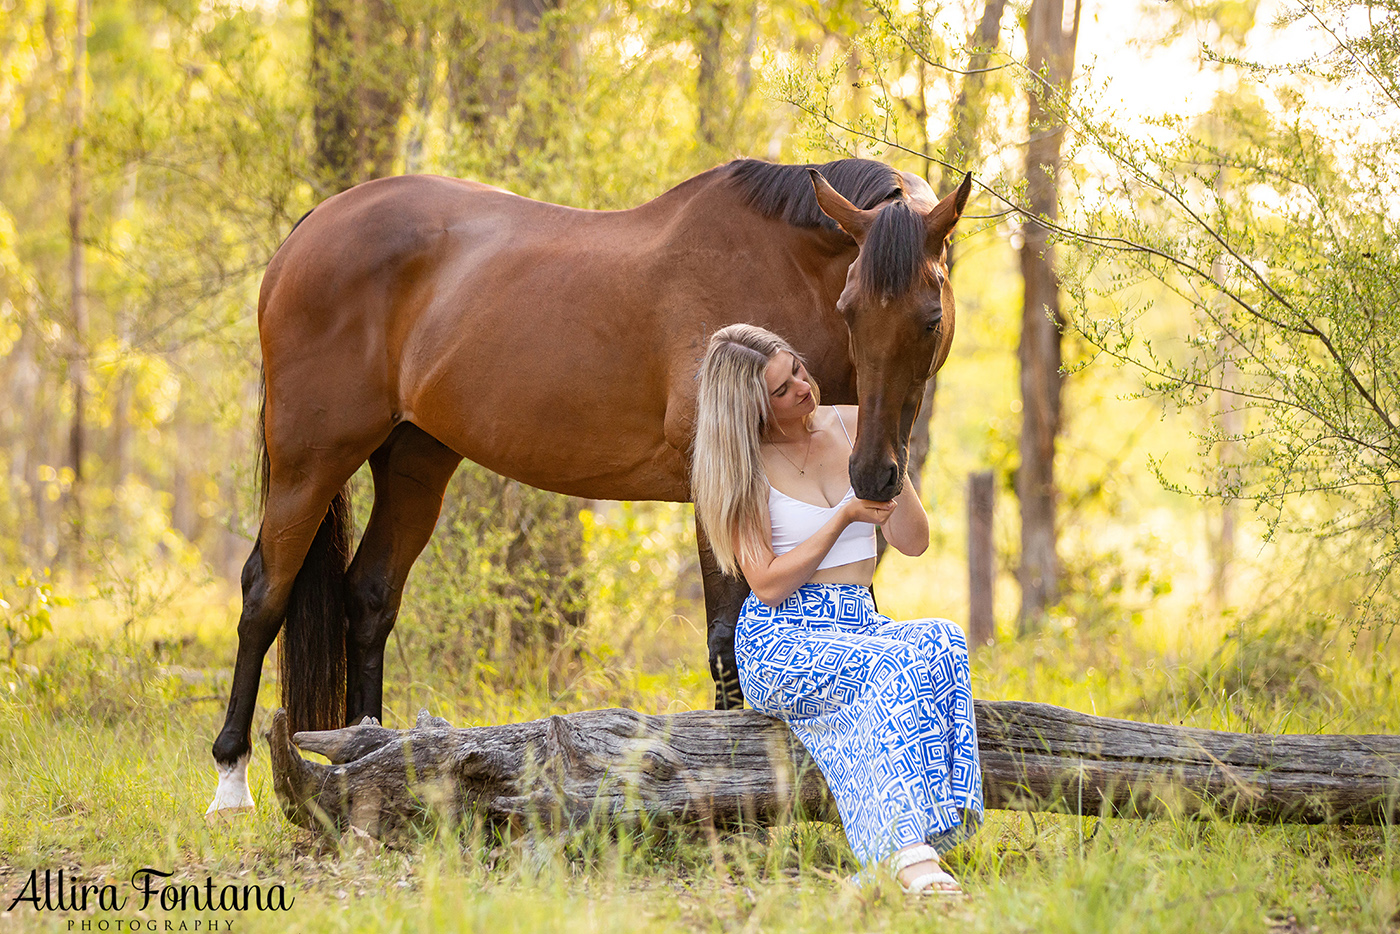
[967,470,995,647]
[694,1,730,148]
[268,702,1400,840]
[1017,0,1080,633]
[447,0,565,146]
[310,0,408,195]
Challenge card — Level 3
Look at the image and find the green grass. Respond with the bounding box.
[1,578,1398,933]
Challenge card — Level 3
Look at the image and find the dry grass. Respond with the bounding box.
[1,568,1397,933]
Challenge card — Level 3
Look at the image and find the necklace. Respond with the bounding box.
[770,431,814,475]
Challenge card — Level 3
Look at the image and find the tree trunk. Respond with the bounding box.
[268,703,1400,840]
[310,0,356,195]
[497,479,587,645]
[359,0,407,181]
[938,0,1008,194]
[34,379,61,566]
[694,1,730,149]
[1016,0,1080,634]
[901,0,1007,508]
[446,0,563,149]
[445,13,487,132]
[494,0,552,136]
[64,0,88,577]
[440,0,591,649]
[6,329,42,562]
[310,0,407,196]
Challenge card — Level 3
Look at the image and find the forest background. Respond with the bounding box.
[1,0,1399,931]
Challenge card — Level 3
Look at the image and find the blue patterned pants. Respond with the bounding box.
[735,583,983,867]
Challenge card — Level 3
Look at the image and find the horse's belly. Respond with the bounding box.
[420,411,690,502]
[402,326,689,502]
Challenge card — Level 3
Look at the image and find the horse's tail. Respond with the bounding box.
[256,364,270,510]
[257,367,351,735]
[279,487,351,734]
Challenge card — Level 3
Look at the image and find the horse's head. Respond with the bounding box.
[807,166,972,502]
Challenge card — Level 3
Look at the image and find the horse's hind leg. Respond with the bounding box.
[695,518,750,710]
[208,464,361,812]
[345,423,461,724]
[207,538,286,812]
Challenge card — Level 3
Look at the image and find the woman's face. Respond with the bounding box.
[763,351,816,424]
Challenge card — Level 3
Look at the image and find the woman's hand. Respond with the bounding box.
[841,497,896,527]
[740,495,892,607]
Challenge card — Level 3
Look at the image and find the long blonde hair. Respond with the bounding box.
[691,324,821,576]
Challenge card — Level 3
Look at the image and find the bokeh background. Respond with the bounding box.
[1,1,1399,929]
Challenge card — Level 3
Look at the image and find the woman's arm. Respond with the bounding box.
[738,498,895,607]
[879,470,930,557]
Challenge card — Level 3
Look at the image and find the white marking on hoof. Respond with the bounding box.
[205,752,255,815]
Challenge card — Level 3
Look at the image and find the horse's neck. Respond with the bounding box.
[637,172,856,277]
[624,169,859,398]
[691,178,860,398]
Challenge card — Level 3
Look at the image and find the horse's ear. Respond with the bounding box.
[808,168,878,244]
[925,171,973,249]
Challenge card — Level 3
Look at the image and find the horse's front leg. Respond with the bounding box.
[694,517,749,709]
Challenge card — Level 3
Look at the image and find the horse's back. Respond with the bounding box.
[257,174,693,500]
[262,175,554,305]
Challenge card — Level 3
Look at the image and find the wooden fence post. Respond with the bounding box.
[968,470,995,648]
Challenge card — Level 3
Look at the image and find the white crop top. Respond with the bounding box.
[766,411,878,570]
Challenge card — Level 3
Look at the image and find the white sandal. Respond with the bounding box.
[889,844,962,896]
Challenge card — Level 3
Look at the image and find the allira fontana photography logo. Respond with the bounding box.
[5,867,295,928]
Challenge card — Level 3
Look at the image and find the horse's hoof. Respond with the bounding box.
[206,751,255,814]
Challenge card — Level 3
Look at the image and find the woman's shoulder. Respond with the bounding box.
[824,405,859,432]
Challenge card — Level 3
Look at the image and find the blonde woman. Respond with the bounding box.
[691,323,982,896]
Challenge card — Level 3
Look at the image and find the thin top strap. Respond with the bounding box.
[834,408,853,446]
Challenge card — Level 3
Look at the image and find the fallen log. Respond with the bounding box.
[266,701,1400,839]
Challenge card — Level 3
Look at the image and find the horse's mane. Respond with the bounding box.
[725,159,924,299]
[726,158,903,230]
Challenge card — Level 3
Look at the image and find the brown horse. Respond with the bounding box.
[207,158,971,812]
